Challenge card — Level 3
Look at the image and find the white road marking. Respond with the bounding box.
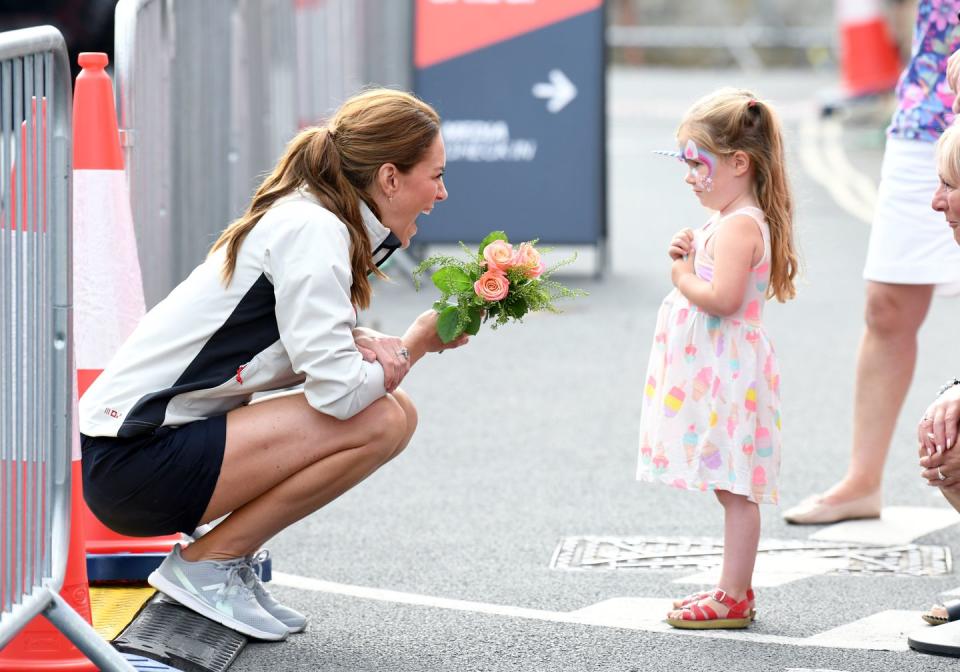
[805,610,918,650]
[674,553,847,587]
[272,572,914,651]
[797,116,875,225]
[819,119,879,218]
[810,506,960,545]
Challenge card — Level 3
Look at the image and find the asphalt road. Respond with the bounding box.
[230,68,960,672]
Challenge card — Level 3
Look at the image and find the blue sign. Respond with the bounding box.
[414,1,605,247]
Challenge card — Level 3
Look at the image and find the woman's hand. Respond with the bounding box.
[402,310,470,363]
[918,384,960,456]
[352,327,411,392]
[671,255,695,288]
[668,228,694,260]
[919,446,960,491]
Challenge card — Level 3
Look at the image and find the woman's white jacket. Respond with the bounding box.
[79,191,391,438]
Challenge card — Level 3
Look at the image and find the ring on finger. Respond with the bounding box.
[938,466,948,481]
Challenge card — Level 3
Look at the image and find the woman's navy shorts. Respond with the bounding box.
[81,415,227,537]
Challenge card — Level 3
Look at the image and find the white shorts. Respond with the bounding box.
[863,137,960,288]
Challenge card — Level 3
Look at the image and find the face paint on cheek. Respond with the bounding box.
[683,138,717,192]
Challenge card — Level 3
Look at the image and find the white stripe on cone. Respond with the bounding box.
[73,169,145,372]
[836,0,885,25]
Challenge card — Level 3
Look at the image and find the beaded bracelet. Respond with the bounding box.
[938,378,960,396]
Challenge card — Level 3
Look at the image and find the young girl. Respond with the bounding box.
[636,88,798,630]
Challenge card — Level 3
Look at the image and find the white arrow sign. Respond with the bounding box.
[532,69,577,113]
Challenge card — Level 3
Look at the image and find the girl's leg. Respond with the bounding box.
[715,490,760,600]
[668,490,759,620]
[182,389,417,562]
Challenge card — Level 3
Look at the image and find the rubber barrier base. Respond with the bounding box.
[113,597,247,672]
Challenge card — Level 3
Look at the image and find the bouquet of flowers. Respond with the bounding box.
[413,231,585,343]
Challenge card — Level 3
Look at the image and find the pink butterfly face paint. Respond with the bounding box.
[681,139,716,192]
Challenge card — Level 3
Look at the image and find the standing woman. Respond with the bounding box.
[78,89,465,640]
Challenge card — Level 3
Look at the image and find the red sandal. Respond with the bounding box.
[672,587,756,620]
[666,589,752,629]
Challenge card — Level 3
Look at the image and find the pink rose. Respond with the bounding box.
[483,239,515,271]
[514,242,540,266]
[514,242,545,278]
[474,269,510,302]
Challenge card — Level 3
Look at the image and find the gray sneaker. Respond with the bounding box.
[242,550,308,633]
[147,544,289,641]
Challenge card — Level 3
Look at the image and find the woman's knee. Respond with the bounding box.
[363,395,409,461]
[864,282,931,336]
[390,388,419,436]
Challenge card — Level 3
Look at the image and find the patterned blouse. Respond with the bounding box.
[888,0,960,142]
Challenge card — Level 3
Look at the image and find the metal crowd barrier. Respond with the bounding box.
[0,25,132,670]
[115,0,412,308]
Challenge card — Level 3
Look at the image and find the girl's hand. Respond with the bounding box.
[402,310,470,363]
[352,328,411,392]
[918,384,960,456]
[668,228,695,260]
[671,256,695,288]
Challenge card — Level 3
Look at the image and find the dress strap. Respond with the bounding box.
[703,206,770,268]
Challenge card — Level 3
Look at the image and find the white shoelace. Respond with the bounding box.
[213,560,256,602]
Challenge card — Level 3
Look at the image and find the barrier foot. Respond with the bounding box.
[44,590,137,672]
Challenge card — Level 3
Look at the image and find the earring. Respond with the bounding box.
[389,196,393,202]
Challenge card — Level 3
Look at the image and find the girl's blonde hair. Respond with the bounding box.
[209,89,441,309]
[936,123,960,186]
[679,88,798,302]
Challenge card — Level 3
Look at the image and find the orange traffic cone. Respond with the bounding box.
[837,0,902,97]
[72,53,179,578]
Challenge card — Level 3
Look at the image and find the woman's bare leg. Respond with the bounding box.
[823,281,933,502]
[181,390,415,562]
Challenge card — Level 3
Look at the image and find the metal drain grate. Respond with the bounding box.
[550,536,952,577]
[113,597,247,672]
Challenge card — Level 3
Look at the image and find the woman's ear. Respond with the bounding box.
[732,150,751,176]
[377,163,399,199]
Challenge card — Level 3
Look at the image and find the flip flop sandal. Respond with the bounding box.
[922,600,960,626]
[666,589,752,630]
[673,587,756,620]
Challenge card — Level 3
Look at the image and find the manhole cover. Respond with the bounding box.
[550,536,952,577]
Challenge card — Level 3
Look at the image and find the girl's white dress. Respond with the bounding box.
[636,206,782,505]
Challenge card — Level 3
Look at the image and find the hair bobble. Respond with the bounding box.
[747,99,758,109]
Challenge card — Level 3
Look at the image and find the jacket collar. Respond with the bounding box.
[360,198,403,268]
[359,198,391,250]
